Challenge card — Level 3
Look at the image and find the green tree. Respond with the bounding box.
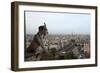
[64,52,74,59]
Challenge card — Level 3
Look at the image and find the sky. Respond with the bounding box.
[25,11,91,35]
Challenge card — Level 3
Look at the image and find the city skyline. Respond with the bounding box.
[25,11,91,35]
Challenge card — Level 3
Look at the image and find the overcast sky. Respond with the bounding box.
[25,11,91,35]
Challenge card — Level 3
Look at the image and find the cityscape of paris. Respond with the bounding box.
[25,33,90,61]
[24,11,91,61]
